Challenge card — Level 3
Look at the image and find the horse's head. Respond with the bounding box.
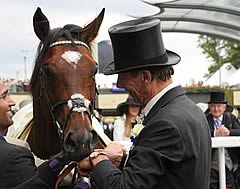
[28,7,104,159]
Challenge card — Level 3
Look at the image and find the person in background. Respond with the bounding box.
[113,95,141,142]
[206,90,240,189]
[237,107,240,122]
[0,80,89,189]
[94,109,113,140]
[232,107,239,120]
[79,17,211,189]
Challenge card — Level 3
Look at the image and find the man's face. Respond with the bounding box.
[117,71,145,104]
[0,81,15,131]
[209,103,226,118]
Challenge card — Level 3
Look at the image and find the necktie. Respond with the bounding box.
[214,118,221,128]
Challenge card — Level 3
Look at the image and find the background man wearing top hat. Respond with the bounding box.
[206,91,240,189]
[80,18,211,189]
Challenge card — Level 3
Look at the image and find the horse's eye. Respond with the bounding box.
[44,65,56,78]
[92,75,96,82]
[44,67,51,76]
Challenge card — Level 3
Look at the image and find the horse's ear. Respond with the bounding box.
[81,8,105,42]
[33,7,50,41]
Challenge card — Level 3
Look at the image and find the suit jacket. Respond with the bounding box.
[206,112,240,166]
[92,86,211,189]
[0,137,57,189]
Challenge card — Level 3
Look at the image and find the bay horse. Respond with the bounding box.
[25,7,106,161]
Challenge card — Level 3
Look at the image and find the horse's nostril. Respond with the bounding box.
[64,132,76,152]
[64,130,92,153]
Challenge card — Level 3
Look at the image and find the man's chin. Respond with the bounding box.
[7,111,13,118]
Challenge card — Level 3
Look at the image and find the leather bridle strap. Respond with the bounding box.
[55,161,79,189]
[39,66,64,140]
[39,66,94,143]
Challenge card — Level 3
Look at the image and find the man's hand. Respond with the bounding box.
[78,157,92,177]
[79,142,126,174]
[216,125,230,136]
[95,142,126,165]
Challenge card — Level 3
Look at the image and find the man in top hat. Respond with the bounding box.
[206,91,240,189]
[80,18,211,189]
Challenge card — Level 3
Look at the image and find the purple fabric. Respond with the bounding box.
[73,180,90,189]
[48,159,64,173]
[130,136,136,145]
[0,132,4,140]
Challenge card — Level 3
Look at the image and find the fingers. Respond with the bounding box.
[79,157,92,169]
[216,126,230,136]
[78,142,126,172]
[95,142,126,155]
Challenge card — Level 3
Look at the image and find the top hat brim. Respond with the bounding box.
[208,101,227,104]
[103,50,180,75]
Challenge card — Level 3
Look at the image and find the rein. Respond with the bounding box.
[39,40,101,188]
[55,161,79,189]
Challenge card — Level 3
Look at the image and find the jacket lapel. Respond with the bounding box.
[143,86,185,125]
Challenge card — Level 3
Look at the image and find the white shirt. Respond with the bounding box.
[213,115,223,129]
[143,82,179,117]
[113,115,131,142]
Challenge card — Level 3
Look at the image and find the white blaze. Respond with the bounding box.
[61,51,82,69]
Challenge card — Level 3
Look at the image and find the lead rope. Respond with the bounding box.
[55,161,79,189]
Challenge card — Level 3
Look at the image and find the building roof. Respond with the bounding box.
[204,63,237,87]
[228,68,240,87]
[142,0,240,41]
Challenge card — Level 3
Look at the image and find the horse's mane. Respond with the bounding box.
[30,24,91,92]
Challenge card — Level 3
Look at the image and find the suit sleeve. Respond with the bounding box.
[4,145,57,189]
[229,114,240,136]
[91,120,184,189]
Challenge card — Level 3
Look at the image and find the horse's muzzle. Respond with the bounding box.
[62,129,97,161]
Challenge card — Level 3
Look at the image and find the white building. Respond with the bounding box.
[204,63,237,87]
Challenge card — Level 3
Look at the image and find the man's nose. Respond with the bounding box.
[117,77,123,88]
[8,96,16,106]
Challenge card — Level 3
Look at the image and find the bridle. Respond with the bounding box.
[39,40,100,189]
[39,40,95,143]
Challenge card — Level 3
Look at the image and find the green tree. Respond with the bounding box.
[198,35,240,79]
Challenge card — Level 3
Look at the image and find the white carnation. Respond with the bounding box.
[132,124,144,136]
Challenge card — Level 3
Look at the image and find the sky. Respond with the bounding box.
[0,0,211,86]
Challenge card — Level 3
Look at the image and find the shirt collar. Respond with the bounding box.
[213,115,223,122]
[143,82,179,116]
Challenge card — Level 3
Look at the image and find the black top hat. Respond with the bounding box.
[103,18,181,75]
[208,91,227,104]
[117,96,141,115]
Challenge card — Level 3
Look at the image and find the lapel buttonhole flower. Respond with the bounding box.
[130,123,144,145]
[132,123,144,136]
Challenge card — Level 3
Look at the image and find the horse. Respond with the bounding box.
[7,7,112,162]
[6,7,113,188]
[28,7,108,161]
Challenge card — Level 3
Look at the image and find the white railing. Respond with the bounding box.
[211,136,240,189]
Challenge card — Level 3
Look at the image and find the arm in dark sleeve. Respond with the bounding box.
[6,146,58,189]
[229,114,240,136]
[91,121,184,189]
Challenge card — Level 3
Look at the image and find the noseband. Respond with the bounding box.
[39,40,94,143]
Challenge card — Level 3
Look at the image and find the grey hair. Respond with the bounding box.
[131,65,174,82]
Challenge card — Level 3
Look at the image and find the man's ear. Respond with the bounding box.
[141,70,152,83]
